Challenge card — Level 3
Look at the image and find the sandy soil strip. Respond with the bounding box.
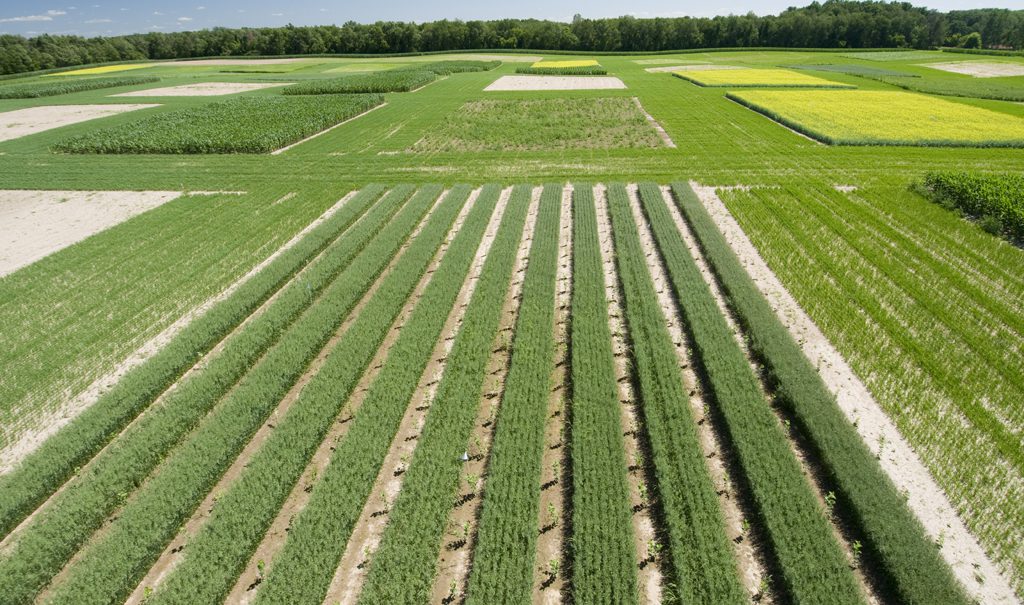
[162,58,312,66]
[0,189,180,278]
[593,185,664,604]
[630,97,676,149]
[622,186,775,601]
[691,183,1020,605]
[0,104,158,143]
[320,187,507,604]
[0,190,348,475]
[635,59,710,65]
[112,83,291,97]
[923,61,1024,78]
[124,189,452,604]
[530,185,572,603]
[431,187,542,605]
[269,102,388,155]
[644,64,742,73]
[484,76,627,92]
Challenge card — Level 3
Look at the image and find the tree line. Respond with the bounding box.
[2,0,1021,75]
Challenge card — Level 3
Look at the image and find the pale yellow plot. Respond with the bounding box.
[48,64,156,76]
[730,89,1024,146]
[531,59,600,68]
[676,68,853,88]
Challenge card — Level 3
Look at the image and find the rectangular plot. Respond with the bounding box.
[0,104,158,143]
[112,83,291,97]
[924,61,1024,79]
[728,89,1024,147]
[485,75,626,91]
[675,68,853,88]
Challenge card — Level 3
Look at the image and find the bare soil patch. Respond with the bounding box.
[112,83,290,97]
[0,104,157,143]
[0,189,180,278]
[691,183,1020,605]
[635,59,710,65]
[924,61,1024,78]
[484,75,626,91]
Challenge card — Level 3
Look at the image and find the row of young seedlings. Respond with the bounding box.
[666,182,970,604]
[0,184,388,541]
[355,185,537,604]
[0,184,429,605]
[132,185,487,604]
[463,184,564,604]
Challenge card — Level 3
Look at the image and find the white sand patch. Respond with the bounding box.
[0,104,158,143]
[162,58,310,66]
[112,82,290,97]
[647,64,744,73]
[0,189,180,278]
[924,61,1024,78]
[387,53,538,63]
[691,183,1020,605]
[484,75,627,91]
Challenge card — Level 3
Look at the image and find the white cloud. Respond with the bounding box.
[150,24,163,29]
[84,17,111,23]
[177,16,193,22]
[153,11,163,16]
[196,6,206,10]
[0,10,66,23]
[271,12,284,16]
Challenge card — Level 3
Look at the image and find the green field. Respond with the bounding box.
[0,48,1021,604]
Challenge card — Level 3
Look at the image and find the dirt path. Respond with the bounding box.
[318,186,508,604]
[0,191,355,475]
[530,184,572,603]
[431,187,542,605]
[593,185,663,604]
[122,189,451,604]
[691,183,1020,605]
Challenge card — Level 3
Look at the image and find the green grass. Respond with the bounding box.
[412,98,663,153]
[283,70,435,94]
[53,94,383,154]
[920,171,1024,241]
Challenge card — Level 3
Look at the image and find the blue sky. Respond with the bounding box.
[2,0,1022,37]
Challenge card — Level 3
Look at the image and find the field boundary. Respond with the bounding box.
[691,182,1019,604]
[270,103,388,155]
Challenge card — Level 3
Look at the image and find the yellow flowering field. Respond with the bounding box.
[48,63,156,76]
[728,89,1024,147]
[675,68,854,88]
[531,59,600,68]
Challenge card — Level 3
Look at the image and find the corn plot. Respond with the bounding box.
[0,183,971,605]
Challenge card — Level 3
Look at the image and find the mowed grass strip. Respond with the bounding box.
[0,185,423,605]
[728,90,1024,147]
[674,68,854,88]
[0,76,160,98]
[413,98,663,153]
[567,185,639,604]
[670,182,970,605]
[632,183,864,604]
[37,185,446,605]
[53,94,383,154]
[283,71,435,94]
[605,184,745,605]
[464,185,562,604]
[356,186,532,604]
[147,185,485,605]
[0,185,384,540]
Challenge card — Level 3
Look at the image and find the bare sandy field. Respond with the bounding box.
[112,82,291,97]
[161,58,310,66]
[0,104,158,143]
[0,190,180,277]
[646,64,743,73]
[635,58,709,65]
[924,61,1024,78]
[484,75,627,91]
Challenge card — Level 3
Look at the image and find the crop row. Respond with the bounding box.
[463,185,561,604]
[921,171,1024,242]
[0,185,424,605]
[355,186,533,604]
[566,185,638,603]
[670,182,969,604]
[403,60,500,74]
[604,184,746,604]
[284,71,436,94]
[632,183,863,604]
[0,75,160,98]
[144,185,480,604]
[0,185,386,539]
[54,94,384,154]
